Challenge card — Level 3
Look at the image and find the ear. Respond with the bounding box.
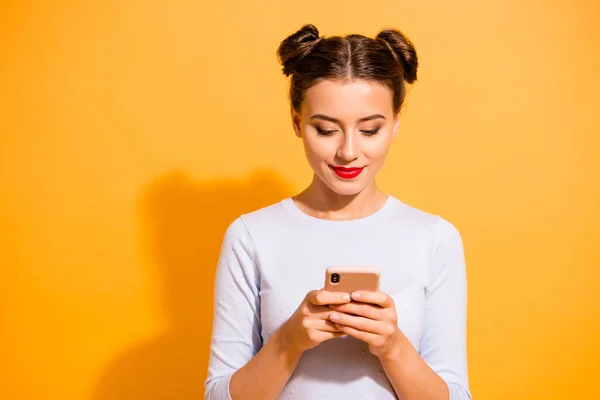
[291,107,302,138]
[392,114,401,138]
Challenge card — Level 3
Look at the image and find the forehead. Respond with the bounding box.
[301,79,394,120]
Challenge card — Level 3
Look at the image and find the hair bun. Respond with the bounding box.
[376,29,418,83]
[277,24,322,76]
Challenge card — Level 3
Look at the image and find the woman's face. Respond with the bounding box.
[291,79,400,196]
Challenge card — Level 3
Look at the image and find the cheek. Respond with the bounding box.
[303,136,336,161]
[363,136,393,162]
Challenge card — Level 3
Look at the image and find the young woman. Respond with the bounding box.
[204,24,471,400]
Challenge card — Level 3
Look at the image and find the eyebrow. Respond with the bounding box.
[309,114,386,123]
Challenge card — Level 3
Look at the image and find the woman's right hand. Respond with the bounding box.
[278,289,352,353]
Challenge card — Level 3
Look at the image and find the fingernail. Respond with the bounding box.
[342,294,350,301]
[353,292,361,299]
[330,312,339,321]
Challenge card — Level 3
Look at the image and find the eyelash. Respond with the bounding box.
[316,128,380,136]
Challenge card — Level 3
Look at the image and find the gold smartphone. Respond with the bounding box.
[324,265,380,293]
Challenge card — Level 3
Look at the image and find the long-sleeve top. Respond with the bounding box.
[204,195,471,399]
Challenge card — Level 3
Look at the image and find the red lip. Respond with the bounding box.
[330,165,365,179]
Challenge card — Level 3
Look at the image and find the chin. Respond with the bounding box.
[322,177,368,197]
[331,186,364,196]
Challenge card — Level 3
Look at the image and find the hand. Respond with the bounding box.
[328,290,407,360]
[279,289,352,353]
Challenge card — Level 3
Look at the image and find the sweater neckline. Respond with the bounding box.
[280,194,399,231]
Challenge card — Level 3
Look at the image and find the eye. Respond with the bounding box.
[316,127,337,136]
[361,128,380,136]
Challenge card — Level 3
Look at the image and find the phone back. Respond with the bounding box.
[324,265,380,293]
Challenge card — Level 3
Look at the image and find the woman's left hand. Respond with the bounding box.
[328,290,407,360]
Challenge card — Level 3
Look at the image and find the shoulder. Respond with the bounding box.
[238,198,290,235]
[389,197,463,247]
[390,199,466,288]
[222,198,289,242]
[390,198,438,227]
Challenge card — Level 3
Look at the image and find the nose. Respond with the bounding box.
[336,132,358,162]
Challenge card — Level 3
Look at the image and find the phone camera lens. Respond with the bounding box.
[331,273,340,283]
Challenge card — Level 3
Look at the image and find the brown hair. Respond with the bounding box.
[276,24,418,114]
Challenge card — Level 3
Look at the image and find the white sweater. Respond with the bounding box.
[204,195,471,399]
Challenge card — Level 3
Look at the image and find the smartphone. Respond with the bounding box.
[324,265,380,293]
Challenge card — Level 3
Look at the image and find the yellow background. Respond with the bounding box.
[1,1,599,399]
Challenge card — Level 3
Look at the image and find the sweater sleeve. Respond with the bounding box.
[204,217,262,400]
[418,217,472,400]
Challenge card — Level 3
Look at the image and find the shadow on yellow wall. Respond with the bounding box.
[92,169,292,399]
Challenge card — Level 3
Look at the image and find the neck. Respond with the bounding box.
[293,174,388,221]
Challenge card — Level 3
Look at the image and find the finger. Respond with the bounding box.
[325,330,348,340]
[329,302,382,320]
[334,323,378,344]
[329,311,386,334]
[306,317,344,332]
[321,319,343,332]
[302,304,346,328]
[307,301,342,318]
[309,290,351,306]
[351,290,394,308]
